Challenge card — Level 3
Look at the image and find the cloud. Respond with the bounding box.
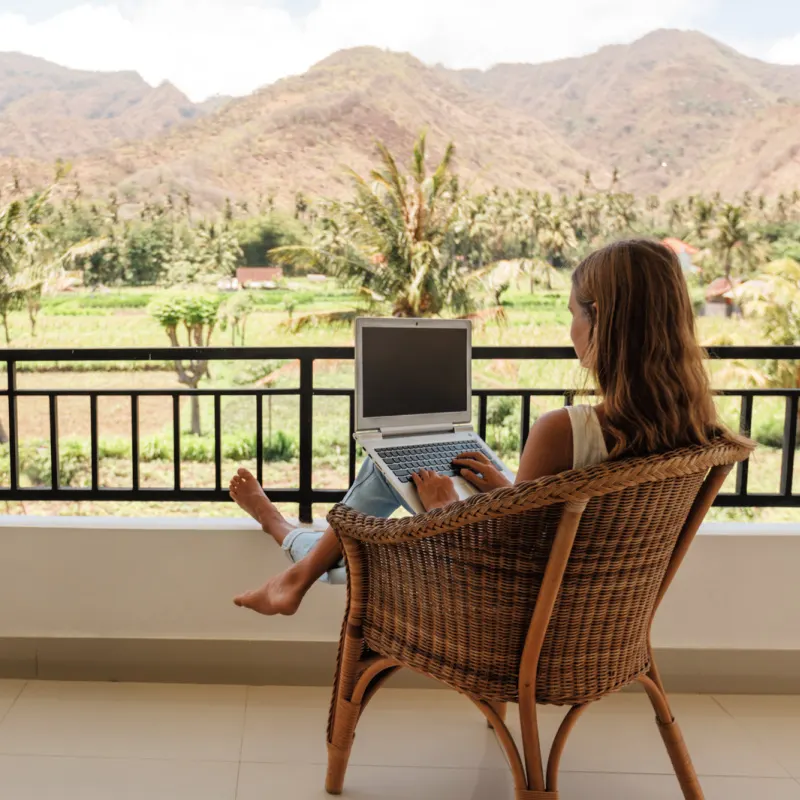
[0,0,733,101]
[768,32,800,64]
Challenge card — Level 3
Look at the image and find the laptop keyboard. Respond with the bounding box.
[374,439,503,484]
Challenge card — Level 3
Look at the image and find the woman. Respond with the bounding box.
[230,238,723,616]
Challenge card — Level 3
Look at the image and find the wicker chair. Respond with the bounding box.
[324,438,753,799]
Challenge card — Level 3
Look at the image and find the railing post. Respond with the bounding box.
[173,394,181,491]
[49,394,60,490]
[214,394,222,492]
[131,395,140,492]
[90,394,99,491]
[6,360,19,491]
[780,395,798,497]
[520,393,531,454]
[298,356,314,523]
[478,394,488,442]
[735,395,753,497]
[256,394,264,487]
[348,391,357,486]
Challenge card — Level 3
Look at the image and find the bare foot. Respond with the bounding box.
[233,566,309,616]
[229,468,293,544]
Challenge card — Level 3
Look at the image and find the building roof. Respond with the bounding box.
[705,277,738,301]
[662,238,700,256]
[236,266,283,282]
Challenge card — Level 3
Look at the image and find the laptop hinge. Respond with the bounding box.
[378,423,456,438]
[453,423,473,432]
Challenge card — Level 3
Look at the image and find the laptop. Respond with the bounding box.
[354,317,515,514]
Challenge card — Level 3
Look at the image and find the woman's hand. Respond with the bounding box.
[452,451,512,492]
[412,469,459,512]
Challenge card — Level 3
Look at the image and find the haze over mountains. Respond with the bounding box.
[1,29,799,209]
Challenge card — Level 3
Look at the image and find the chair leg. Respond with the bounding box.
[487,701,508,728]
[326,659,398,795]
[639,674,705,800]
[326,695,360,795]
[545,704,588,793]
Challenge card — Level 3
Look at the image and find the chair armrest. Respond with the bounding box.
[327,436,750,545]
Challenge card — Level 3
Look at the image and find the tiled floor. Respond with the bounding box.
[0,680,799,799]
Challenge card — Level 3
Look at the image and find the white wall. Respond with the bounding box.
[0,516,798,652]
[0,516,344,642]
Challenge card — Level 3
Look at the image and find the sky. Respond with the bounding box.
[0,0,799,101]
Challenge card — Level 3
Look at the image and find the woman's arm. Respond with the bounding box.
[514,408,574,483]
[454,408,575,492]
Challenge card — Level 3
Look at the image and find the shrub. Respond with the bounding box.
[181,435,216,462]
[263,431,297,462]
[222,433,255,461]
[141,435,171,461]
[19,439,90,487]
[752,414,798,449]
[137,430,298,463]
[98,438,131,459]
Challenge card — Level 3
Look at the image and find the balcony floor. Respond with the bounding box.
[0,680,799,799]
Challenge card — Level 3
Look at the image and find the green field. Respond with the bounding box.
[1,280,796,523]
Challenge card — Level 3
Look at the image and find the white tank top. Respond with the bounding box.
[566,405,609,470]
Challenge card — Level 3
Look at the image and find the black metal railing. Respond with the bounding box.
[1,346,798,521]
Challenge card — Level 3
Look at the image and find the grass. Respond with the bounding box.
[0,280,796,522]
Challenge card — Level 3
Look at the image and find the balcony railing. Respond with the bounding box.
[2,346,798,521]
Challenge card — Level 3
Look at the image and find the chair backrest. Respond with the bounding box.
[534,471,706,704]
[329,439,752,705]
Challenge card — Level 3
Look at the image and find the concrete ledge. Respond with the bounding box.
[2,517,799,696]
[2,637,799,694]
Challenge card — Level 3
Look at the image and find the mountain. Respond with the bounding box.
[5,47,595,208]
[670,105,800,197]
[457,29,800,195]
[0,52,205,159]
[2,31,800,206]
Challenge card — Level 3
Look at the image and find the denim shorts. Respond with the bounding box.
[281,459,414,585]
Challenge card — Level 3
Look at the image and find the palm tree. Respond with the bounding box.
[689,198,716,245]
[194,222,243,278]
[711,204,764,280]
[646,195,660,228]
[537,210,577,268]
[274,132,473,318]
[0,199,30,344]
[605,192,638,235]
[666,200,685,233]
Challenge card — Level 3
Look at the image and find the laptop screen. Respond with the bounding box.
[361,326,469,419]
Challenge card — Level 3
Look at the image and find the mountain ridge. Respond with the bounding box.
[2,30,799,207]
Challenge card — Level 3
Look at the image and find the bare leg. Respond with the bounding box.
[233,527,343,616]
[229,468,293,545]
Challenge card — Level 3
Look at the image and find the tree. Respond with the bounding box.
[689,198,716,244]
[666,200,685,233]
[537,211,577,268]
[294,192,308,220]
[220,292,254,345]
[711,204,764,280]
[233,214,305,269]
[605,191,638,234]
[124,219,171,285]
[0,199,29,343]
[149,294,223,435]
[0,185,103,340]
[274,132,473,318]
[646,195,660,228]
[162,225,197,286]
[738,259,800,412]
[194,222,243,278]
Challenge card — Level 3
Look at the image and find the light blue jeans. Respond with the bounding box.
[281,459,414,585]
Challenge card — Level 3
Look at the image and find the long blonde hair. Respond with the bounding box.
[572,238,721,458]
